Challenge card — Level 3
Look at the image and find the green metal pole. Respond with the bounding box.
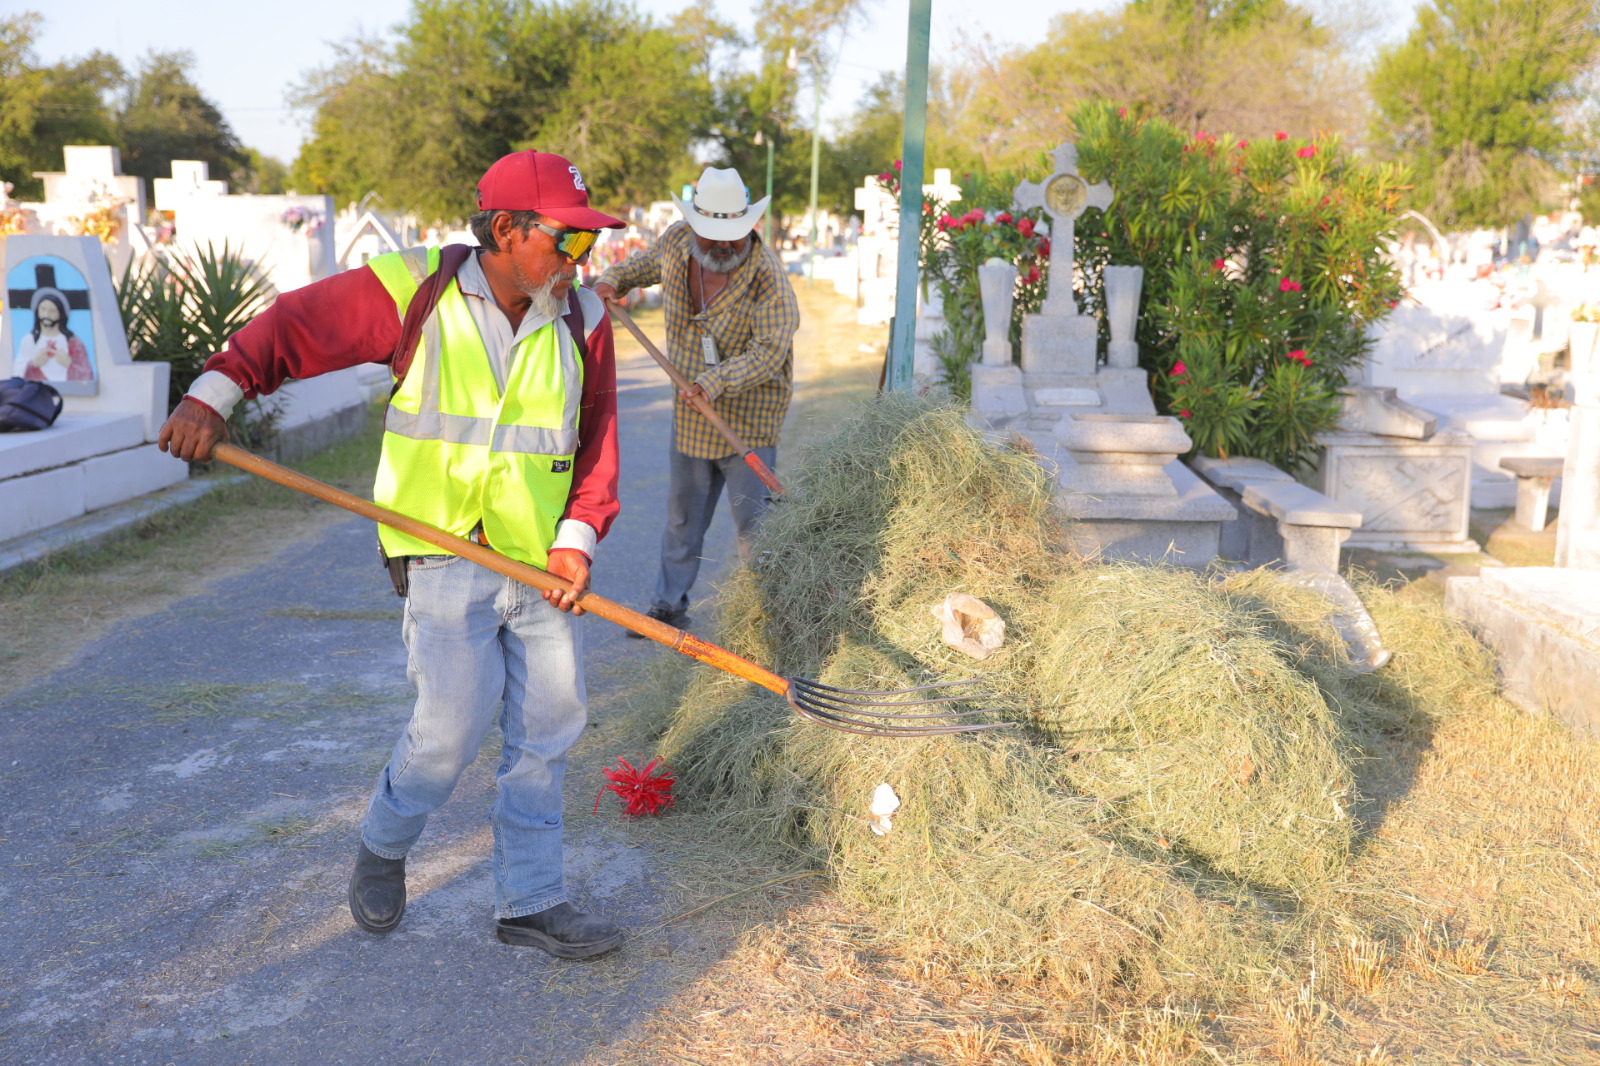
[808,72,821,287]
[764,135,774,248]
[889,0,931,392]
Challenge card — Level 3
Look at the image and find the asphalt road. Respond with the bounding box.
[0,343,741,1065]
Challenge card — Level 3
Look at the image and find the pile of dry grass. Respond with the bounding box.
[639,394,1501,993]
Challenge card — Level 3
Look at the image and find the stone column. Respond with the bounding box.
[1556,404,1600,569]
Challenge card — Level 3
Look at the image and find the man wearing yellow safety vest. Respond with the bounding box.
[156,151,628,959]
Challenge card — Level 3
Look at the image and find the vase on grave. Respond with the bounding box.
[1102,266,1143,370]
[978,258,1017,367]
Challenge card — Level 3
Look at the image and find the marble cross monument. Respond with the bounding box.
[1012,142,1114,375]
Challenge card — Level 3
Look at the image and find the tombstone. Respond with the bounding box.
[336,208,404,271]
[971,143,1154,431]
[22,146,147,277]
[1365,274,1570,508]
[1316,387,1477,553]
[0,235,185,544]
[1012,143,1113,375]
[152,159,227,212]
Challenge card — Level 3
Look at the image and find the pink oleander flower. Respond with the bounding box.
[1275,131,1288,141]
[1213,258,1227,271]
[1171,361,1188,377]
[1118,107,1128,117]
[1297,146,1317,159]
[1279,278,1302,293]
[1286,348,1311,365]
[1178,410,1192,419]
[892,160,902,171]
[1237,140,1249,149]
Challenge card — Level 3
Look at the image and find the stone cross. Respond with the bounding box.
[1013,142,1114,317]
[153,160,228,213]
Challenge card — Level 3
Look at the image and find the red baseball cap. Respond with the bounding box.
[476,151,626,230]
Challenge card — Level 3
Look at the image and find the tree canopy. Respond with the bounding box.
[1370,0,1600,227]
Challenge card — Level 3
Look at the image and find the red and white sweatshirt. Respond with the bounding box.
[185,254,620,560]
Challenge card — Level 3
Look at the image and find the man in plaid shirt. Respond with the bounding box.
[594,167,800,629]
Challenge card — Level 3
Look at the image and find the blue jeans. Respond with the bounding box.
[361,554,586,919]
[653,446,776,613]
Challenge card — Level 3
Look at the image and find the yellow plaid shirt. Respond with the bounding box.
[597,222,800,459]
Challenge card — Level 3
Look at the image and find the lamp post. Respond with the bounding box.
[888,0,932,391]
[755,130,774,248]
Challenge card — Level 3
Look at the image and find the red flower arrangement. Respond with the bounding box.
[995,211,1013,225]
[594,756,675,817]
[1016,217,1035,238]
[1036,238,1051,259]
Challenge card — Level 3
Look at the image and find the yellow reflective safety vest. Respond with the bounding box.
[367,246,582,569]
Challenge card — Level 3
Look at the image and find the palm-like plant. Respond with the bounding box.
[117,242,278,448]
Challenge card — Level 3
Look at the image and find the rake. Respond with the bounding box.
[211,443,1007,738]
[605,301,785,497]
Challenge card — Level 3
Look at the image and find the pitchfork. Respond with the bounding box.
[211,444,1007,738]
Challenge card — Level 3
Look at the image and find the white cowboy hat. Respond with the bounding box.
[675,167,769,242]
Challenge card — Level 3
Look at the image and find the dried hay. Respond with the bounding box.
[641,394,1492,991]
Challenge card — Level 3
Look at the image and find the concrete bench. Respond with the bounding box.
[1240,480,1364,573]
[1498,455,1564,531]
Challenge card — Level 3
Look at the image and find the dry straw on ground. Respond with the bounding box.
[633,393,1532,1007]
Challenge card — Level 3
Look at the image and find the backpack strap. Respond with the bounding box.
[563,287,589,362]
[389,243,473,394]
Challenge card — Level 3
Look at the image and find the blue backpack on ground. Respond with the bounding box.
[0,377,64,432]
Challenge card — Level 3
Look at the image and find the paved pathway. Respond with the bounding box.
[0,343,740,1065]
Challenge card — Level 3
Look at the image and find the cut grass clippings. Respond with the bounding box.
[626,393,1595,1056]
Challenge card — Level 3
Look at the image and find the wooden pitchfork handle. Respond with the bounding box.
[605,300,785,497]
[209,443,790,698]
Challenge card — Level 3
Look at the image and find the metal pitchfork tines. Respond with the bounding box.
[209,444,1015,738]
[786,678,1010,737]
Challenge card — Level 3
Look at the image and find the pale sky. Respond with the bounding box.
[25,0,1419,167]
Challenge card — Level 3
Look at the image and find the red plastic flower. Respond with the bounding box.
[1286,348,1312,366]
[1274,131,1288,141]
[1026,265,1041,284]
[963,208,985,224]
[1297,146,1317,159]
[1036,238,1051,258]
[1279,278,1302,293]
[1016,217,1035,238]
[1212,258,1227,271]
[1171,360,1188,377]
[996,211,1013,224]
[594,757,675,817]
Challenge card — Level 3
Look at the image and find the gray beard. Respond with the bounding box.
[513,263,575,319]
[690,240,753,275]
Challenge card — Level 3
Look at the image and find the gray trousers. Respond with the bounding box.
[653,445,777,613]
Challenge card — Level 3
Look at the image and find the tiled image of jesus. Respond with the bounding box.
[14,289,92,383]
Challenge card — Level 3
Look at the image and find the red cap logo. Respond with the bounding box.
[475,151,625,230]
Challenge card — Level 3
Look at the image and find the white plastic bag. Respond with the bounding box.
[868,783,901,835]
[929,593,1006,660]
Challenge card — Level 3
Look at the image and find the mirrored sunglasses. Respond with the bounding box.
[530,221,599,262]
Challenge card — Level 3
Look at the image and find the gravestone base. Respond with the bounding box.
[0,419,186,543]
[969,363,1028,428]
[1446,567,1600,738]
[1055,460,1237,568]
[1317,428,1478,553]
[1020,312,1097,376]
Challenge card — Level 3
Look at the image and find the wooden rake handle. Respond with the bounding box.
[605,300,785,497]
[209,443,790,697]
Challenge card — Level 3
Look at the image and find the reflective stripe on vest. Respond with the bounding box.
[366,246,583,569]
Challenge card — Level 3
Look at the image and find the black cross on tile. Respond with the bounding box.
[8,261,92,312]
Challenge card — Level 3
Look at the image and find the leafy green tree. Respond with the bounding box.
[118,50,247,188]
[291,0,705,219]
[0,14,123,200]
[1370,0,1600,226]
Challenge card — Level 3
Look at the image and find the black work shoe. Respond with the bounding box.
[627,604,689,637]
[496,902,624,958]
[348,843,406,934]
